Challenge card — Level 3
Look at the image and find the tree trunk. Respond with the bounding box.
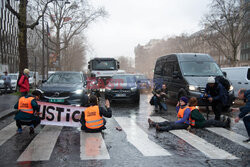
[56,27,60,70]
[18,0,28,74]
[232,46,238,67]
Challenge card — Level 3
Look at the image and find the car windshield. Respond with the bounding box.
[9,75,18,80]
[180,61,223,76]
[92,60,116,70]
[135,75,147,80]
[47,73,82,84]
[112,75,136,83]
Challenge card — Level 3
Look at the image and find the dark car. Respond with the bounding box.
[134,74,152,92]
[37,71,88,106]
[105,74,140,104]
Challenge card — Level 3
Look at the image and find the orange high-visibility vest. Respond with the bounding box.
[177,106,189,124]
[84,106,104,129]
[189,106,196,126]
[18,97,35,114]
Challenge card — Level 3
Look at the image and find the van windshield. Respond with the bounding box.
[180,61,223,76]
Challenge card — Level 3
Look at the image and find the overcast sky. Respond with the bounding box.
[85,0,211,61]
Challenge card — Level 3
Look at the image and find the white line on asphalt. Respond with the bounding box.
[0,122,17,146]
[17,125,62,162]
[149,116,239,159]
[80,132,110,160]
[114,117,171,156]
[206,127,250,149]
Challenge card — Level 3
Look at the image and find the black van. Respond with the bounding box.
[153,53,234,105]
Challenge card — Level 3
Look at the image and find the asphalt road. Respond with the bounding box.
[0,93,249,167]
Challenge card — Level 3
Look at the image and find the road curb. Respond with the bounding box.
[0,108,15,119]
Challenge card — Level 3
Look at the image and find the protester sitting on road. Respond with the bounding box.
[18,68,30,96]
[232,89,250,143]
[80,95,112,133]
[14,90,41,134]
[151,83,168,112]
[148,96,190,132]
[204,76,228,121]
[2,71,12,94]
[188,97,230,129]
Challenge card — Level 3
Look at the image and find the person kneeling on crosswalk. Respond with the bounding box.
[80,95,112,133]
[188,97,230,130]
[14,90,42,134]
[148,96,190,132]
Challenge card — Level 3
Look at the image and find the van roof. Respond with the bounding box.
[157,53,214,62]
[221,66,250,70]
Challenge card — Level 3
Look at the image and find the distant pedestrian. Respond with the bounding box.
[80,95,112,133]
[18,68,30,96]
[2,71,12,94]
[14,90,41,134]
[232,89,250,143]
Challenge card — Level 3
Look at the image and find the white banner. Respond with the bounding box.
[38,101,86,127]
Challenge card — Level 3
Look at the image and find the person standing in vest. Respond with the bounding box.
[2,71,12,94]
[18,68,30,96]
[148,96,191,132]
[80,95,112,133]
[188,97,230,129]
[14,90,41,134]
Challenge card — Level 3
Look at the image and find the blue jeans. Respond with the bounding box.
[243,115,250,138]
[153,96,168,111]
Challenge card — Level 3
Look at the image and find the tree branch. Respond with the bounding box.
[27,0,54,29]
[5,0,20,19]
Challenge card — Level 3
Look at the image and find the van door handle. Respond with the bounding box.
[245,83,248,84]
[238,82,242,84]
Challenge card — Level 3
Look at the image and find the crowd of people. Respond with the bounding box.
[6,68,250,143]
[149,76,250,143]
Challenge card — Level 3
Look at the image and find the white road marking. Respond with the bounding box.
[114,117,171,156]
[17,125,62,162]
[80,132,110,160]
[206,127,250,149]
[0,122,17,146]
[149,116,238,159]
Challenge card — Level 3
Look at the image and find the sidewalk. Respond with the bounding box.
[0,94,19,119]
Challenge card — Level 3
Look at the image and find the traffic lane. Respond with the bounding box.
[0,94,18,112]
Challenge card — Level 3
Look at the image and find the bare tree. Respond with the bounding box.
[201,0,250,66]
[45,0,106,70]
[5,0,54,74]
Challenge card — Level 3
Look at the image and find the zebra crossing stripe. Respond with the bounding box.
[17,125,62,162]
[80,132,110,160]
[206,127,250,149]
[149,116,239,159]
[0,122,17,146]
[114,117,171,156]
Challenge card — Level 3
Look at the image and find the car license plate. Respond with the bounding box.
[115,94,126,97]
[49,99,64,103]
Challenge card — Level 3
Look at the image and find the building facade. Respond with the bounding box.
[0,0,19,73]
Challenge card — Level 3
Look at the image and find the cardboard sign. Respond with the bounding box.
[38,101,86,127]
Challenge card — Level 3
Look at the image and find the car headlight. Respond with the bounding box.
[229,85,233,92]
[189,85,198,91]
[74,89,83,94]
[131,87,137,92]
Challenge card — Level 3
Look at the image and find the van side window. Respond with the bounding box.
[162,62,173,77]
[154,61,163,75]
[247,68,250,80]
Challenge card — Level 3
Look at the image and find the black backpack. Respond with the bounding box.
[215,76,230,91]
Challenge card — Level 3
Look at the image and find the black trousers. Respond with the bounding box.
[155,121,189,131]
[211,100,223,121]
[203,119,226,128]
[16,119,41,129]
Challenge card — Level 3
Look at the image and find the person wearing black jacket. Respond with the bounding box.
[152,83,168,112]
[204,77,228,120]
[80,95,112,133]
